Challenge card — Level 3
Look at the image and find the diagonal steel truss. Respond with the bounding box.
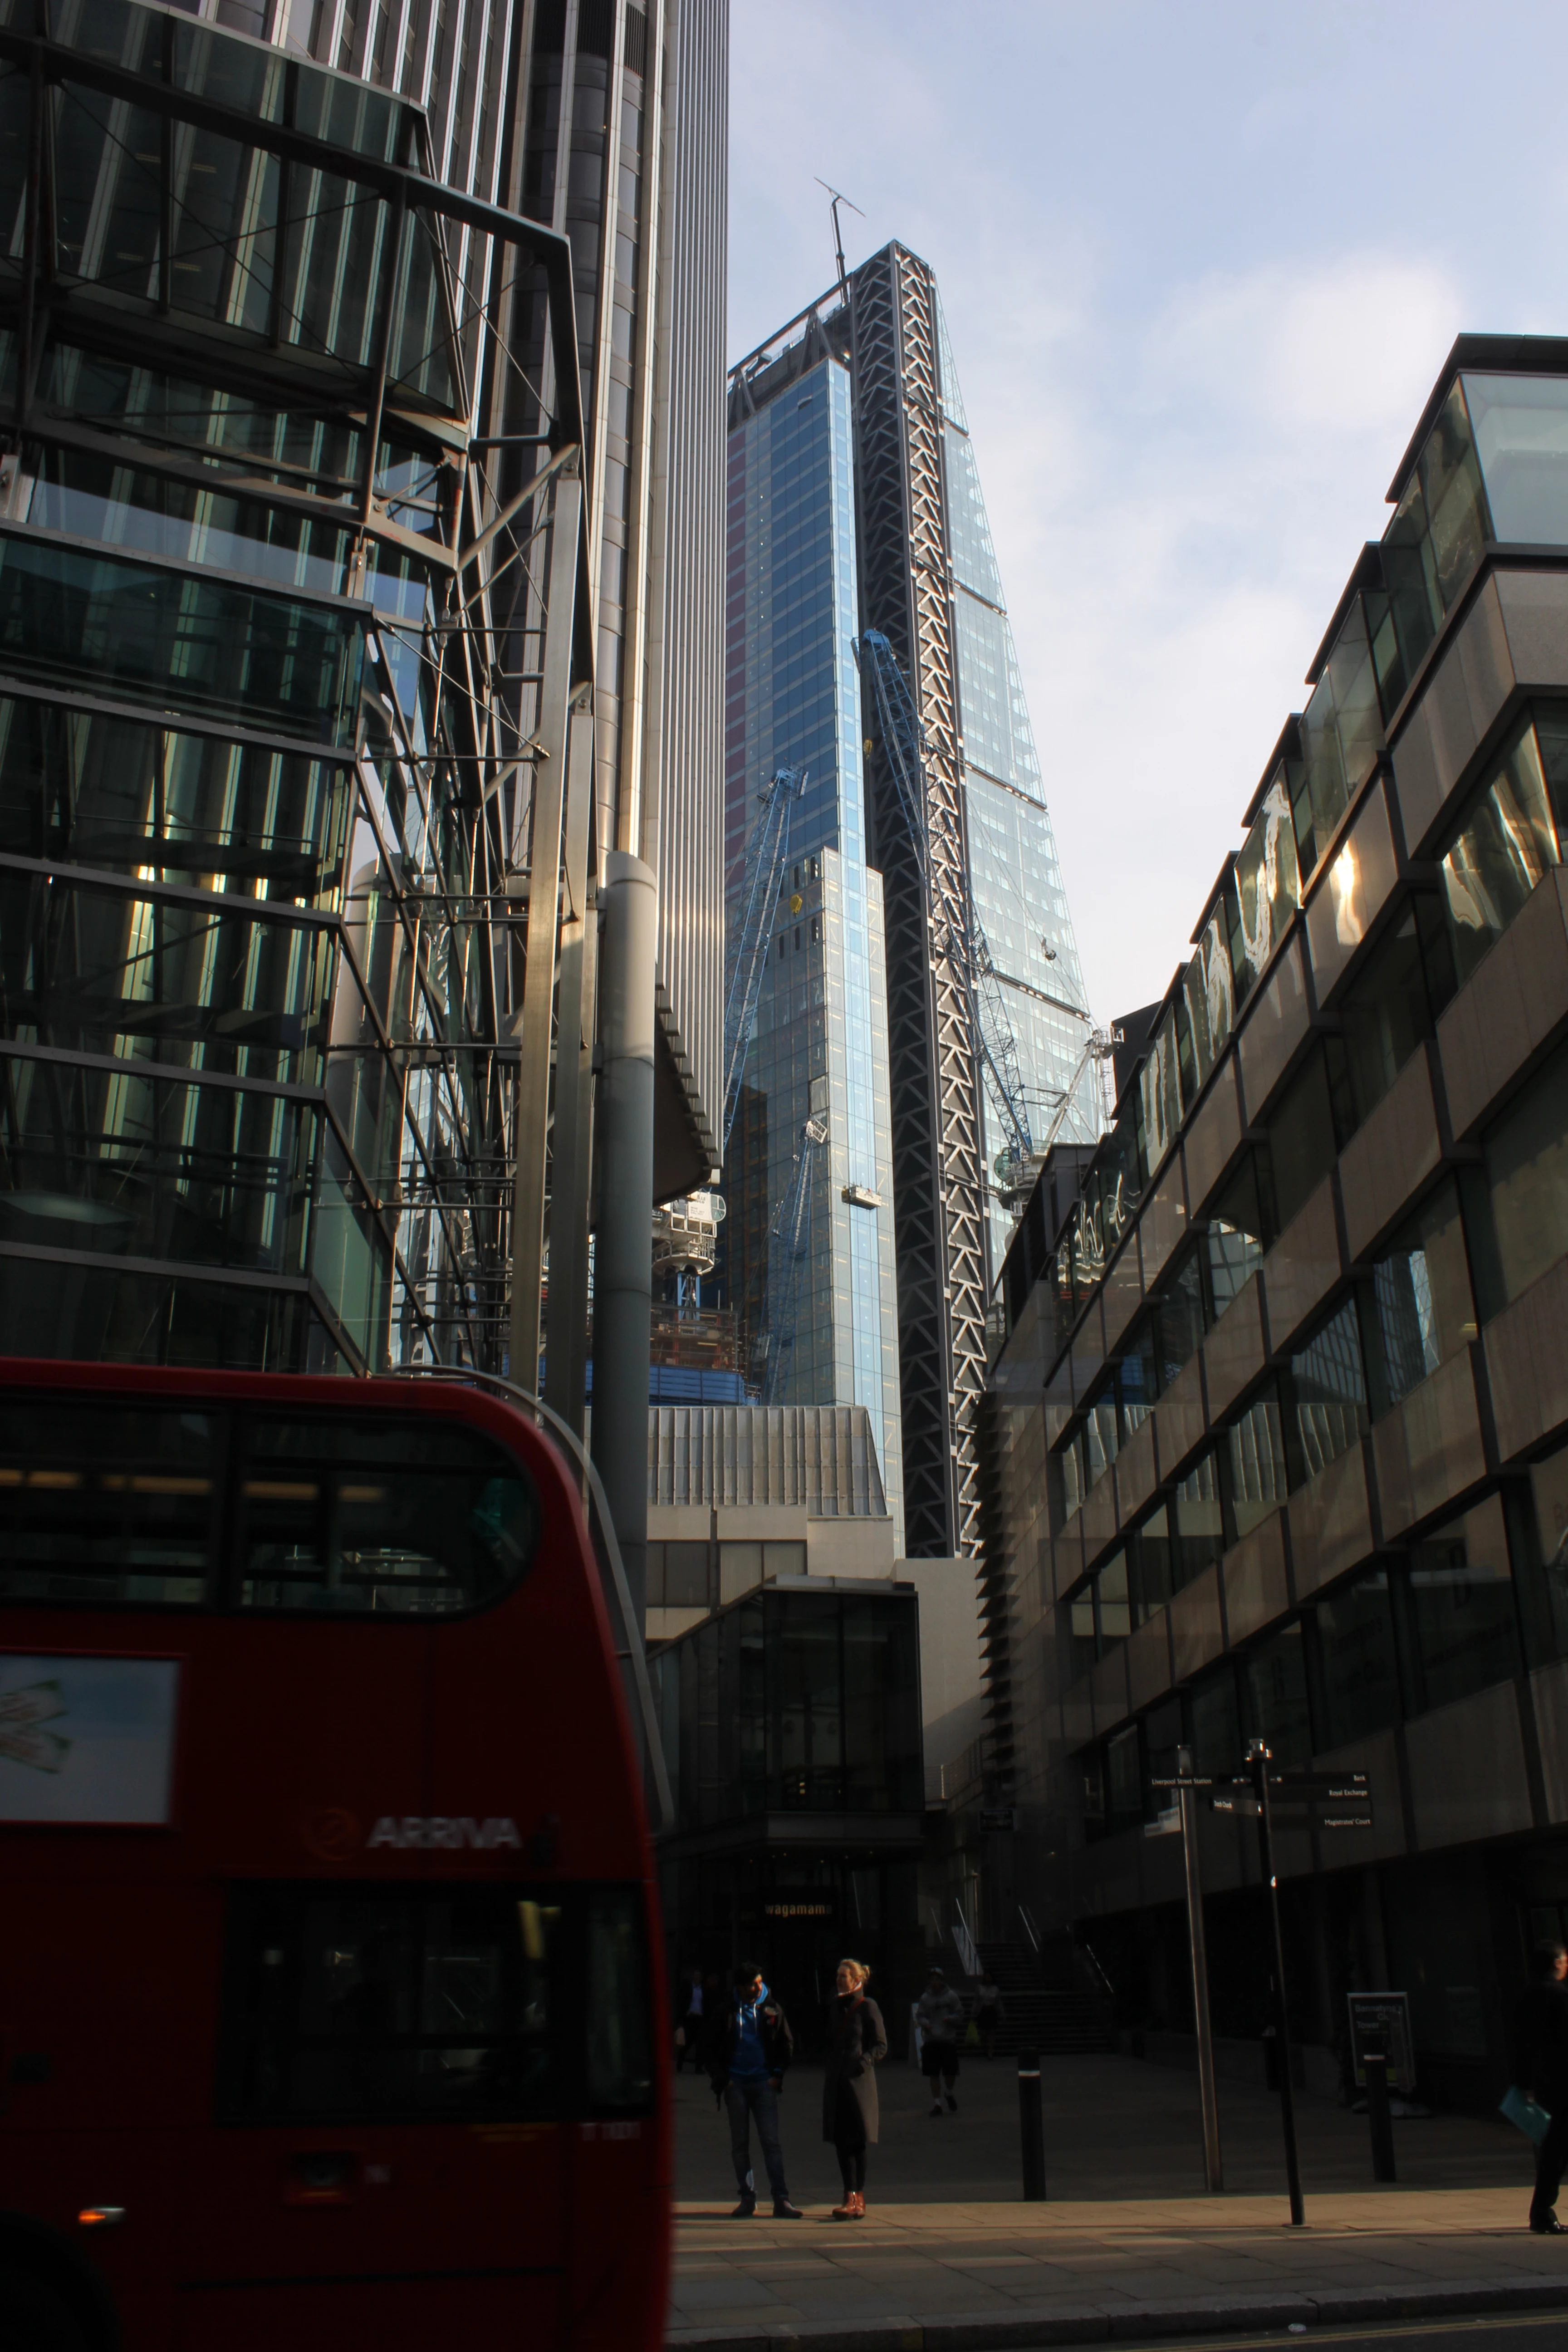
[849,243,988,1558]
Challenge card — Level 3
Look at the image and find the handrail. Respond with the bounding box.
[385,1362,674,1833]
[1017,1900,1041,1959]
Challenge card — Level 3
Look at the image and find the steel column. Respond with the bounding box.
[509,460,582,1390]
[543,691,597,1435]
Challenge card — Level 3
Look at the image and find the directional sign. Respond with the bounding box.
[1205,1771,1372,1827]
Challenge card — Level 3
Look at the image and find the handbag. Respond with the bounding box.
[1500,2083,1551,2145]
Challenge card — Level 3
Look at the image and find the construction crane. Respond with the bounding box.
[721,765,808,1158]
[856,629,1035,1190]
[1034,1024,1122,1163]
[757,1113,828,1405]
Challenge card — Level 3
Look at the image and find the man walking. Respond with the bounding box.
[1513,1940,1568,2233]
[705,1964,803,2218]
[916,1966,965,2116]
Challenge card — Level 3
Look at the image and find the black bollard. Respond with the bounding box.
[1364,2048,1396,2182]
[1018,2048,1046,2201]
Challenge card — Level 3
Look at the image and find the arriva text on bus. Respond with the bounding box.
[367,1816,524,1850]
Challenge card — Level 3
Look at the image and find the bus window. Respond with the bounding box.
[0,1402,218,1606]
[585,1886,654,2112]
[236,1414,538,1615]
[220,1884,561,2122]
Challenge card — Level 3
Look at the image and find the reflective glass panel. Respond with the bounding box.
[1315,1569,1400,1749]
[1227,1386,1288,1539]
[1372,1177,1475,1409]
[1479,1035,1568,1312]
[1441,716,1562,991]
[1463,372,1568,545]
[0,1399,217,1605]
[1406,1494,1519,1713]
[1244,1622,1311,1767]
[1291,1298,1367,1482]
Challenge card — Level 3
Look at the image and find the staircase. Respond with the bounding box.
[970,1938,1117,2057]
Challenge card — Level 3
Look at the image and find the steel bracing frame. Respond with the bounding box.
[0,12,596,1406]
[849,243,988,1558]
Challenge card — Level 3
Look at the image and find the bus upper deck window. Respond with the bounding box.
[0,1404,217,1607]
[236,1415,539,1616]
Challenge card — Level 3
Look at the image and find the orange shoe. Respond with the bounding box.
[830,2196,856,2220]
[850,2191,866,2218]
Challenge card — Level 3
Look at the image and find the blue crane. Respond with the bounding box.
[757,1113,828,1405]
[857,629,1035,1189]
[721,765,807,1159]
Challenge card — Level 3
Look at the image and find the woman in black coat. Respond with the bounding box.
[822,1957,887,2218]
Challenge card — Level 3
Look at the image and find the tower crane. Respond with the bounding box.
[856,629,1035,1191]
[757,1113,828,1405]
[721,765,807,1158]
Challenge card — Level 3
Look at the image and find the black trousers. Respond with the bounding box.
[1534,2103,1568,2221]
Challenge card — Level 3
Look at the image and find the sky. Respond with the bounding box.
[727,0,1568,1028]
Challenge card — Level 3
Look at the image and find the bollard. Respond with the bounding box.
[1018,2048,1046,2201]
[1363,2048,1396,2182]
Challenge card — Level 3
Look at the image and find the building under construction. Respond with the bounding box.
[720,244,1100,1560]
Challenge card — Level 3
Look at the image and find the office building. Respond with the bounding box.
[725,245,1098,1563]
[989,336,1568,2110]
[0,0,726,1449]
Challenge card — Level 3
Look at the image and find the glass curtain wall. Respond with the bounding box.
[934,295,1100,1268]
[720,355,903,1544]
[0,3,536,1373]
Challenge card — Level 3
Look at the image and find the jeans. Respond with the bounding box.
[725,2078,788,2202]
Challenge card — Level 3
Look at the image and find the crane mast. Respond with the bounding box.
[757,1114,828,1405]
[721,765,807,1159]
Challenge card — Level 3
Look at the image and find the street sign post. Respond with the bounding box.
[1148,1757,1375,2227]
[1248,1740,1304,2227]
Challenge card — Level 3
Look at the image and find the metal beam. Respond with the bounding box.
[543,693,597,1436]
[508,460,581,1390]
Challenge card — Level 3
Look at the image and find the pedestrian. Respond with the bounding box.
[916,1966,965,2115]
[973,1970,1005,2060]
[674,1965,705,2072]
[703,1962,803,2218]
[822,1957,887,2220]
[1512,1940,1568,2233]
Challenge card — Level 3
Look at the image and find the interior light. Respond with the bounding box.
[77,2206,125,2228]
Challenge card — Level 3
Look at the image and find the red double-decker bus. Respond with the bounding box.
[0,1358,671,2352]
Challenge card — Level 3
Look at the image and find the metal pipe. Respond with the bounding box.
[591,848,657,1633]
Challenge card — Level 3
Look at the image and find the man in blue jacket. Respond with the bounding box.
[705,1964,802,2217]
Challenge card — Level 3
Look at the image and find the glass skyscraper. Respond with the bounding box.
[722,345,905,1546]
[725,253,1098,1557]
[932,301,1099,1273]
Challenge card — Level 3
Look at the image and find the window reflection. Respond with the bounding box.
[1440,713,1565,991]
[1371,1177,1475,1410]
[1313,1570,1400,1749]
[1367,379,1490,716]
[1289,1298,1367,1482]
[1474,1034,1568,1314]
[1405,1495,1519,1714]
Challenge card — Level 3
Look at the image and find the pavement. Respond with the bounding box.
[666,2049,1568,2350]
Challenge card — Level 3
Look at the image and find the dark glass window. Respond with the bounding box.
[1471,1035,1568,1317]
[1226,1383,1288,1541]
[219,1880,650,2124]
[1265,1048,1341,1234]
[237,1414,538,1616]
[1332,903,1441,1134]
[1066,1579,1098,1678]
[1313,1570,1401,1749]
[1084,1392,1119,1490]
[1130,1504,1172,1624]
[1097,1549,1130,1648]
[1105,1722,1141,1830]
[1521,1447,1568,1667]
[1440,715,1564,992]
[1370,1177,1475,1411]
[1172,1448,1225,1588]
[0,535,364,746]
[1367,381,1489,717]
[1289,1298,1367,1484]
[1206,1152,1273,1319]
[661,1542,714,1607]
[1156,1248,1207,1387]
[1404,1494,1520,1713]
[1244,1622,1311,1766]
[0,1400,218,1606]
[1113,1322,1159,1436]
[1189,1665,1241,1778]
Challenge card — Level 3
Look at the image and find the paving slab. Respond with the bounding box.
[668,2051,1563,2347]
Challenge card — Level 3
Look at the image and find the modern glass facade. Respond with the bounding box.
[0,0,590,1374]
[721,353,904,1544]
[653,1578,925,2048]
[986,335,1568,2112]
[933,297,1098,1269]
